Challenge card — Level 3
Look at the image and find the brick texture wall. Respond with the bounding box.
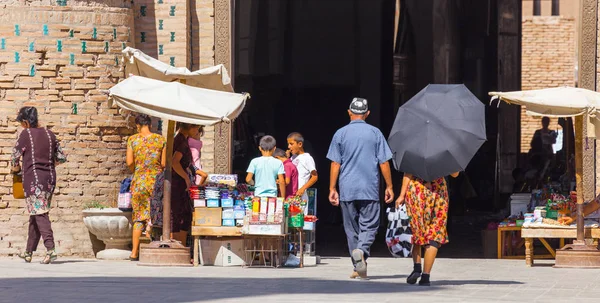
[0,0,219,257]
[521,16,576,152]
[0,4,135,257]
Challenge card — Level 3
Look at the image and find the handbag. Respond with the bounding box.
[12,173,25,199]
[385,205,412,257]
[118,192,132,209]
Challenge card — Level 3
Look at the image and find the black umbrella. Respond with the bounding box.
[388,84,486,181]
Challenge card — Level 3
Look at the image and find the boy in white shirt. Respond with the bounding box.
[287,132,318,202]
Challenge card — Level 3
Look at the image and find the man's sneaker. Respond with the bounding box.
[351,249,367,278]
[406,270,421,285]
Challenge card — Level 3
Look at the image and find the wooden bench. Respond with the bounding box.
[521,227,600,266]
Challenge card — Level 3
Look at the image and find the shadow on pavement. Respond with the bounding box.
[0,276,524,302]
[433,280,525,286]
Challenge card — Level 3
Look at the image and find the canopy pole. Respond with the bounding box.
[162,120,176,240]
[575,115,584,243]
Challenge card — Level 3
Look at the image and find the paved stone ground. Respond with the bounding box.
[0,256,598,303]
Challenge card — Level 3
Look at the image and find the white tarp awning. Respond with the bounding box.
[489,87,600,137]
[108,76,248,126]
[121,47,233,92]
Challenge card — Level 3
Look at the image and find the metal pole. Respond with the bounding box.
[575,115,584,243]
[162,120,176,240]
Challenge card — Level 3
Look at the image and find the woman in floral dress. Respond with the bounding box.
[126,114,166,260]
[12,107,67,264]
[396,172,459,286]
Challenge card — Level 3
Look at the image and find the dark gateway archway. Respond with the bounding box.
[232,0,521,258]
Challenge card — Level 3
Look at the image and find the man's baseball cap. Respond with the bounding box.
[349,97,368,114]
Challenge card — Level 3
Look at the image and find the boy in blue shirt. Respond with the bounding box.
[246,135,286,198]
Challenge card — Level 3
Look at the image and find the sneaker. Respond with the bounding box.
[18,251,32,263]
[406,270,421,285]
[351,249,367,278]
[40,249,57,264]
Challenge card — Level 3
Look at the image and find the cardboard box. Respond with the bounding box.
[222,219,235,226]
[199,238,245,266]
[222,208,235,220]
[221,198,234,208]
[194,207,222,226]
[207,199,220,208]
[194,199,206,208]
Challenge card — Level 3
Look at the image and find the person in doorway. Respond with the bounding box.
[287,132,318,201]
[530,117,557,167]
[246,136,286,198]
[327,97,394,279]
[396,171,460,286]
[274,148,298,198]
[188,125,208,186]
[126,114,166,261]
[171,122,196,246]
[12,107,67,264]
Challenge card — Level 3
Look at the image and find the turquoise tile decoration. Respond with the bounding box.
[69,29,74,38]
[81,41,87,53]
[113,28,117,40]
[14,52,19,63]
[72,103,78,115]
[170,6,176,16]
[140,6,147,16]
[104,41,109,52]
[14,25,20,36]
[170,57,175,67]
[159,20,164,30]
[115,56,119,66]
[122,42,126,50]
[69,53,75,65]
[57,40,62,52]
[157,0,163,3]
[29,65,35,77]
[43,24,49,36]
[170,32,175,42]
[1,38,6,50]
[141,32,146,43]
[92,27,97,39]
[158,44,163,55]
[28,41,34,52]
[57,0,67,6]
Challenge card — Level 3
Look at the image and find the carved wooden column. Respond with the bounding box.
[579,0,597,201]
[214,0,233,174]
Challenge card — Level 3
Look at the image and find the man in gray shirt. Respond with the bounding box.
[327,97,394,279]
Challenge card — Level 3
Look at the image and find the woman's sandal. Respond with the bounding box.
[40,249,57,264]
[18,251,32,263]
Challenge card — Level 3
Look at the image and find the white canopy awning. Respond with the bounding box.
[108,76,248,126]
[489,87,600,137]
[121,47,233,92]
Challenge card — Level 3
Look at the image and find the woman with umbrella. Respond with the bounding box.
[396,171,459,286]
[388,84,486,286]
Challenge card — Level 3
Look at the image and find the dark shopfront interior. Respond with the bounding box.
[231,0,522,258]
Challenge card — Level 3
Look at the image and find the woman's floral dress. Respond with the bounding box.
[405,176,449,246]
[128,133,165,230]
[11,128,67,215]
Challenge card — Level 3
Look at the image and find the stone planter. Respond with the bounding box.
[82,208,133,260]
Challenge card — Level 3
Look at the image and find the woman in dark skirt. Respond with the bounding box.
[11,107,66,264]
[171,122,195,245]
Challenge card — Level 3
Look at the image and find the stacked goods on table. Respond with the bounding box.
[498,189,577,228]
[193,174,253,228]
[242,197,286,235]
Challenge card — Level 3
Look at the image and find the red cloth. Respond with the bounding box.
[283,159,298,198]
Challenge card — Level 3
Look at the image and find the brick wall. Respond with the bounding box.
[0,4,135,257]
[521,16,576,152]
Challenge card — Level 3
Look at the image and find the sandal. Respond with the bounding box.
[18,251,32,263]
[40,249,57,264]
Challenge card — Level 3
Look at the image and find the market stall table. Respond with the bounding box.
[521,226,600,266]
[497,226,558,260]
[192,226,242,267]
